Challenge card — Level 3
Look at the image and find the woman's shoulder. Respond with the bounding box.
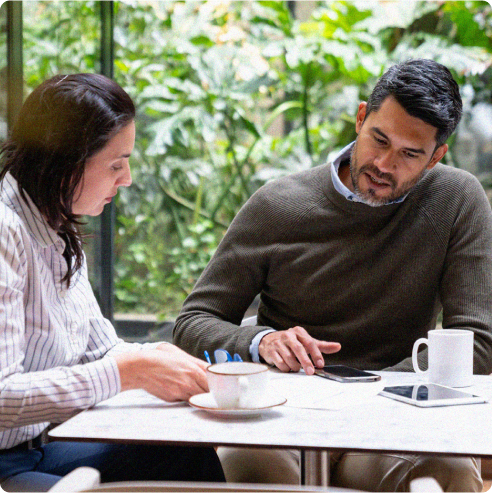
[0,191,32,242]
[0,196,23,226]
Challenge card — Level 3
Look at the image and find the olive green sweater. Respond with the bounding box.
[174,162,492,373]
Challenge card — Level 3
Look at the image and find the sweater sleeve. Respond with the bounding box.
[174,184,285,361]
[387,174,492,373]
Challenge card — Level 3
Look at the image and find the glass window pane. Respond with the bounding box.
[110,1,273,337]
[112,2,251,327]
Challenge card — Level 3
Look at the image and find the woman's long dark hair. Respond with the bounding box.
[0,73,135,286]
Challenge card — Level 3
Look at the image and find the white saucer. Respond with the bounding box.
[188,392,287,418]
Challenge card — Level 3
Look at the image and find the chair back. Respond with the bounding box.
[240,315,257,326]
[48,468,360,492]
[82,483,344,492]
[408,477,443,492]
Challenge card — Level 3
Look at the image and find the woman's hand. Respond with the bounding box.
[115,344,209,402]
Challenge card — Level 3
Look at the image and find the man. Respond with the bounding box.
[174,59,492,491]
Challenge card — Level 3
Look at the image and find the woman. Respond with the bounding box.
[0,74,224,491]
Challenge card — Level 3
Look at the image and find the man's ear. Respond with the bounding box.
[355,102,367,134]
[427,144,448,170]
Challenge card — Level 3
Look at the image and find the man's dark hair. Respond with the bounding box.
[0,73,135,285]
[366,59,462,148]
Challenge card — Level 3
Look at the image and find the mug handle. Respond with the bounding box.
[238,376,249,408]
[412,338,428,375]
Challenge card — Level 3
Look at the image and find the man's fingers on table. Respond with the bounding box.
[266,350,297,373]
[265,341,314,375]
[318,341,342,355]
[260,329,307,372]
[296,333,327,368]
[276,346,303,373]
[291,327,339,371]
[287,339,317,374]
[259,327,332,374]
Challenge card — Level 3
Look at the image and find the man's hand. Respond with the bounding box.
[115,344,209,402]
[259,326,341,375]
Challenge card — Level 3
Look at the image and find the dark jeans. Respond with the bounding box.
[0,441,225,492]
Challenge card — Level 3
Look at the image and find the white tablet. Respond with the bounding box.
[379,383,488,407]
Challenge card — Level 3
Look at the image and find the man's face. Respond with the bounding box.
[347,96,448,206]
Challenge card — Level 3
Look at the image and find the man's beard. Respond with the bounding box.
[349,143,427,207]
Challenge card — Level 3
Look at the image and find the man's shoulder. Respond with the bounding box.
[416,163,486,200]
[412,164,490,225]
[427,163,482,187]
[255,163,330,202]
[230,164,331,234]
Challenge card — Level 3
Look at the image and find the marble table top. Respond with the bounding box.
[49,371,492,458]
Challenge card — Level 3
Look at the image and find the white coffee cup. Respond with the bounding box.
[207,362,270,409]
[412,329,474,387]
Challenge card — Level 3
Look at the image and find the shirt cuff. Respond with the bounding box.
[85,356,121,405]
[249,329,276,362]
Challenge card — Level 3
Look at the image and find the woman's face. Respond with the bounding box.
[72,121,135,216]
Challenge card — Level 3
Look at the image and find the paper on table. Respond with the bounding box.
[269,371,385,410]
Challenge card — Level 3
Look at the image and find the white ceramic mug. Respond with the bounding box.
[207,362,269,409]
[412,329,474,387]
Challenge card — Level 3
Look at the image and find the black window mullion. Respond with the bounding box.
[96,0,115,323]
[6,0,23,131]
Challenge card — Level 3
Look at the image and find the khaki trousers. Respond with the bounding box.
[217,447,482,492]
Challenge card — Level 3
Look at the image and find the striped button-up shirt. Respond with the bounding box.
[0,173,149,450]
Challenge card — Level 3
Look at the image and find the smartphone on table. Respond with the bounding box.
[315,364,381,382]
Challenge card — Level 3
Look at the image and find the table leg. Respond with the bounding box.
[300,450,330,486]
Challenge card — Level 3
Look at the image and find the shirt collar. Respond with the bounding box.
[330,141,407,206]
[0,173,66,253]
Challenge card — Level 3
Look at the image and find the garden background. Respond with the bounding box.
[1,0,491,337]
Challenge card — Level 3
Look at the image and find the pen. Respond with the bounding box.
[204,350,212,364]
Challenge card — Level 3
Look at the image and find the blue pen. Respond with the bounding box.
[204,350,212,364]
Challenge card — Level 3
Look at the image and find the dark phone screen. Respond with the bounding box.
[323,365,376,378]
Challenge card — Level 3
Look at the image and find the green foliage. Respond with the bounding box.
[166,219,218,301]
[22,1,100,85]
[14,0,492,319]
